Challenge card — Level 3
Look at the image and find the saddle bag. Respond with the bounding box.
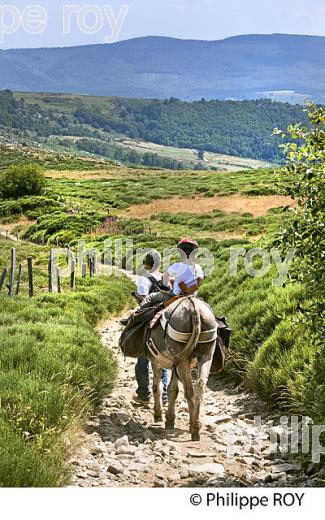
[119,306,158,358]
[210,317,231,374]
[216,316,231,349]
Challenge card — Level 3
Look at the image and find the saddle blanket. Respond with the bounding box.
[149,310,164,329]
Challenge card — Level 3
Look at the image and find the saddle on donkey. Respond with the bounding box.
[119,295,231,374]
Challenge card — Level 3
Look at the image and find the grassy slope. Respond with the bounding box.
[200,249,318,416]
[0,238,134,486]
[43,167,280,213]
[113,138,272,171]
[0,143,111,172]
[1,158,287,244]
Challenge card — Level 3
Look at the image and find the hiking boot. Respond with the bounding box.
[132,394,151,407]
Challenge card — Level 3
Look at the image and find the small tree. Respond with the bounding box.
[274,103,325,332]
[0,163,45,199]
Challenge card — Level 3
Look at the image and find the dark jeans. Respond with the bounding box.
[136,292,172,403]
[140,291,172,308]
[135,356,168,403]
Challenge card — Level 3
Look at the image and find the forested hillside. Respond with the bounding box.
[1,90,308,163]
[72,97,307,161]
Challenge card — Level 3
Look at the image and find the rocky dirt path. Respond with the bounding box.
[71,318,320,488]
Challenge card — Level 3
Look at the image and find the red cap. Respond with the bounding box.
[177,238,199,248]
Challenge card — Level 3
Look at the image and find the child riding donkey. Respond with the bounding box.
[140,238,204,307]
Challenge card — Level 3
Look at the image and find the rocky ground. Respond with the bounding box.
[70,319,323,488]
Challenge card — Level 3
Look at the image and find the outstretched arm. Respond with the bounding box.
[163,270,172,288]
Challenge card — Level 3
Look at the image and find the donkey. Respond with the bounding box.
[143,295,226,441]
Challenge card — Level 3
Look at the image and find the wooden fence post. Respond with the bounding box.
[48,250,53,293]
[56,267,61,294]
[92,250,97,275]
[0,267,7,292]
[8,247,16,297]
[70,259,76,290]
[15,263,22,295]
[82,261,86,278]
[27,257,34,297]
[88,254,93,277]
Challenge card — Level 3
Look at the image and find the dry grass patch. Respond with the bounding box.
[45,169,117,180]
[121,194,293,219]
[44,166,176,180]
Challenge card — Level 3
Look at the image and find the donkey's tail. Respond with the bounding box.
[172,297,201,368]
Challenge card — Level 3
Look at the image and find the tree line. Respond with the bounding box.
[73,97,308,162]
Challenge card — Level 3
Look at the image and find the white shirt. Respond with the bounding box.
[137,271,162,296]
[167,262,204,296]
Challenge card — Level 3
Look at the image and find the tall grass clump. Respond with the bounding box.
[0,273,133,487]
[200,254,322,421]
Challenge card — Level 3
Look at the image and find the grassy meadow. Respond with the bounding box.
[113,138,272,171]
[0,152,292,245]
[0,144,323,485]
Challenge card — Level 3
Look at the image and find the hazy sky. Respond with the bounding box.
[1,0,325,49]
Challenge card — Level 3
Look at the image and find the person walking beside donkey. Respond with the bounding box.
[133,251,169,405]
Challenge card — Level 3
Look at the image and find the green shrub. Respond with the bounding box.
[23,210,106,245]
[118,218,147,235]
[0,196,60,218]
[247,320,315,412]
[0,164,45,199]
[275,103,325,335]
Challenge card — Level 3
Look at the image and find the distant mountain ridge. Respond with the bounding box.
[0,34,325,103]
[0,34,324,102]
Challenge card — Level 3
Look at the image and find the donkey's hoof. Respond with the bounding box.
[191,431,200,441]
[165,421,175,430]
[154,414,163,423]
